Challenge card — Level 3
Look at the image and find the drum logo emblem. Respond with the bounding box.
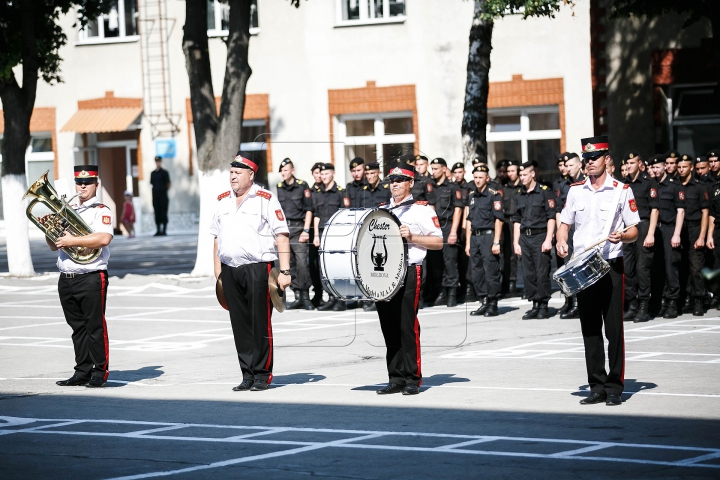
[371,235,388,272]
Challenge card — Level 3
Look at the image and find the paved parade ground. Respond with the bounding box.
[1,236,720,478]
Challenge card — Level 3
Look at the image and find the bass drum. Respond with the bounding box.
[320,208,407,301]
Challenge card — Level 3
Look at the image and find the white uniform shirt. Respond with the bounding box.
[210,183,290,267]
[559,174,640,260]
[57,196,114,273]
[383,195,443,265]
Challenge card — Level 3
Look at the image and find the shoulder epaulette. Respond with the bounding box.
[378,202,388,207]
[257,190,272,200]
[488,188,497,195]
[218,191,231,201]
[383,184,388,189]
[570,180,585,186]
[517,188,522,193]
[297,179,304,185]
[623,184,629,189]
[363,185,368,190]
[669,178,675,183]
[415,200,429,206]
[541,185,548,190]
[93,203,108,209]
[277,182,283,188]
[337,186,344,191]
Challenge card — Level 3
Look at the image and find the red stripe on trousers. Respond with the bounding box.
[265,263,273,384]
[100,271,110,381]
[413,265,422,384]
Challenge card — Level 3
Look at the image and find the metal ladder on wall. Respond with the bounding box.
[139,0,180,138]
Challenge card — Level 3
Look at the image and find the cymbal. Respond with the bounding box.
[268,267,286,313]
[215,278,228,311]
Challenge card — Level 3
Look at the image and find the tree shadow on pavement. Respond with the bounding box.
[571,379,658,403]
[107,366,165,387]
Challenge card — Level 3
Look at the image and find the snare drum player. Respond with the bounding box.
[48,165,114,388]
[212,153,291,392]
[556,137,640,406]
[376,162,443,395]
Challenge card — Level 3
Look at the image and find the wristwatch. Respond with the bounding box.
[279,269,291,275]
[303,228,310,233]
[492,242,500,246]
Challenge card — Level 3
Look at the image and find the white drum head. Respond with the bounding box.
[355,210,407,300]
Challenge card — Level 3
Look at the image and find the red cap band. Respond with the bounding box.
[74,169,98,178]
[387,167,414,178]
[582,142,609,153]
[232,156,258,173]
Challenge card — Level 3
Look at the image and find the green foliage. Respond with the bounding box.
[0,0,109,84]
[480,0,574,21]
[611,0,713,26]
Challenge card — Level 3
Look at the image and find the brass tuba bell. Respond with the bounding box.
[23,171,102,264]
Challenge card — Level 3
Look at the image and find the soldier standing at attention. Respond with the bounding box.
[150,156,171,236]
[621,151,659,323]
[309,162,326,308]
[665,150,680,180]
[451,162,472,302]
[345,157,367,207]
[314,163,348,312]
[513,161,555,320]
[677,155,709,316]
[429,158,464,307]
[401,154,435,205]
[503,160,521,296]
[708,149,720,182]
[415,155,431,178]
[466,165,504,317]
[649,154,685,319]
[277,158,315,311]
[362,162,390,208]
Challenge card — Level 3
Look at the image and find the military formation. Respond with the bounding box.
[275,148,720,324]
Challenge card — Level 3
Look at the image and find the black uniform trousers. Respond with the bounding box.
[440,223,460,288]
[714,228,720,269]
[622,219,654,301]
[577,258,625,395]
[519,231,551,301]
[58,270,110,380]
[680,223,706,300]
[658,224,681,300]
[376,264,423,386]
[501,221,517,290]
[287,220,311,291]
[470,232,502,299]
[309,228,323,298]
[221,262,274,383]
[152,189,169,226]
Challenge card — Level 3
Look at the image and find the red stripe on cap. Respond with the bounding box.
[74,170,98,177]
[389,167,414,177]
[240,157,258,172]
[582,142,609,152]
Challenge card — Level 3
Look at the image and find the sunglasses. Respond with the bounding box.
[388,178,410,184]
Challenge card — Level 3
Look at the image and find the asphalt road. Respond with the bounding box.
[0,274,719,479]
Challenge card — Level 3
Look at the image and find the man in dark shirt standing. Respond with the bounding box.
[313,163,348,311]
[308,162,326,308]
[150,156,171,236]
[362,162,390,207]
[277,158,315,310]
[401,154,435,205]
[621,151,659,323]
[503,160,521,296]
[345,157,367,207]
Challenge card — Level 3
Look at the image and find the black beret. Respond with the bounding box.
[621,150,641,164]
[707,149,719,159]
[519,161,538,171]
[648,154,666,165]
[678,153,693,163]
[581,136,609,159]
[556,155,566,165]
[508,159,521,167]
[471,156,487,166]
[430,158,447,167]
[386,162,415,179]
[320,163,335,172]
[154,156,162,162]
[364,162,380,171]
[451,162,465,171]
[695,156,708,165]
[665,149,680,159]
[415,155,429,162]
[398,153,416,164]
[349,157,364,169]
[278,158,293,172]
[496,159,510,169]
[311,162,323,172]
[473,165,489,174]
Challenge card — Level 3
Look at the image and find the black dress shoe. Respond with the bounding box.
[232,379,254,391]
[402,384,420,395]
[579,392,607,405]
[251,380,269,391]
[85,376,106,388]
[605,393,622,406]
[376,383,404,395]
[56,374,90,386]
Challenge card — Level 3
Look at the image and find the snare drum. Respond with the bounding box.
[553,248,610,296]
[320,208,407,301]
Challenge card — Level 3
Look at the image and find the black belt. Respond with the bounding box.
[685,220,701,227]
[60,270,103,278]
[657,222,675,227]
[521,228,547,236]
[474,229,493,235]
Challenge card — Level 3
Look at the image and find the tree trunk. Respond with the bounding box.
[183,0,253,276]
[708,2,720,111]
[461,0,493,164]
[0,0,38,276]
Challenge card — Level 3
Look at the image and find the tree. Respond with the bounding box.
[183,0,299,276]
[611,0,720,108]
[461,0,574,163]
[0,0,107,276]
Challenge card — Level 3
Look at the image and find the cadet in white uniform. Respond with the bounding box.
[557,136,640,406]
[376,162,443,396]
[45,165,114,388]
[211,153,291,392]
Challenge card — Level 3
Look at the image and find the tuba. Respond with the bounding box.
[23,171,101,264]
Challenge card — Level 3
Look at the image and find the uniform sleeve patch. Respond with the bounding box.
[415,200,429,206]
[304,189,311,198]
[455,190,462,200]
[623,183,629,189]
[493,201,502,211]
[650,188,657,198]
[679,191,685,201]
[613,181,618,188]
[548,199,556,209]
[102,215,111,225]
[217,191,230,201]
[432,216,440,228]
[498,189,504,198]
[343,197,350,207]
[427,184,434,193]
[629,199,638,212]
[555,189,561,198]
[257,190,272,200]
[704,191,709,201]
[275,209,285,221]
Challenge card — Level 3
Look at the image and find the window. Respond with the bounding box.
[78,0,139,43]
[487,106,561,181]
[337,0,406,26]
[238,119,269,186]
[208,0,259,36]
[667,83,720,157]
[339,112,415,175]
